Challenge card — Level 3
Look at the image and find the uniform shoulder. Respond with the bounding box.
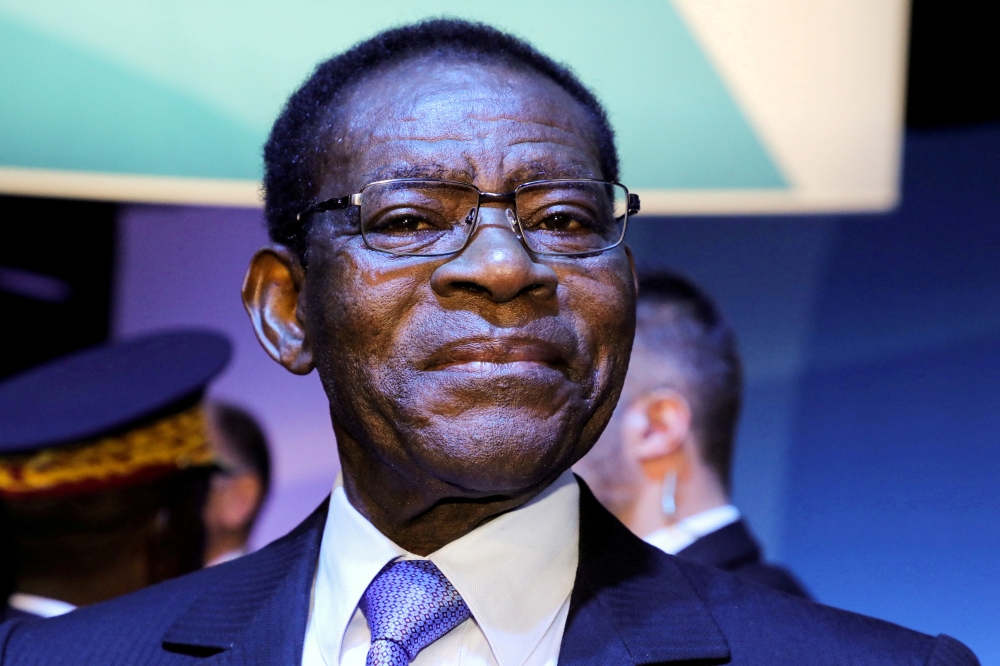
[0,562,230,665]
[0,504,325,665]
[667,554,979,665]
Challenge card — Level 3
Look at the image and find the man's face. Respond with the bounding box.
[301,56,636,497]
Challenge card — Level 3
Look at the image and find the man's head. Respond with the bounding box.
[574,271,742,529]
[262,19,619,263]
[243,19,637,550]
[202,402,271,566]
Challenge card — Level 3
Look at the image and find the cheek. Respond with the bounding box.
[305,242,433,370]
[559,255,636,372]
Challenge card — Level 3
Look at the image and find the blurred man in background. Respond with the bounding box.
[0,330,230,621]
[202,402,272,567]
[576,271,809,597]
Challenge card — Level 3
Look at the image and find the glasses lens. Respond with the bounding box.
[515,181,627,255]
[360,180,479,255]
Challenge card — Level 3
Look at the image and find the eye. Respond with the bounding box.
[533,212,593,233]
[368,214,439,234]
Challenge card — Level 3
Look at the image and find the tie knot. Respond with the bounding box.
[360,560,471,665]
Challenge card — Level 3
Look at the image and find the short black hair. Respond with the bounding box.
[263,18,619,261]
[635,271,743,492]
[209,402,272,501]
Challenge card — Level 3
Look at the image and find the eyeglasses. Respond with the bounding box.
[297,178,640,257]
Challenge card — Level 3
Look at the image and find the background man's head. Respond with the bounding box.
[575,271,742,533]
[202,402,271,566]
[242,19,637,551]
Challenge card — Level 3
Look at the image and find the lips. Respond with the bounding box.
[424,337,568,373]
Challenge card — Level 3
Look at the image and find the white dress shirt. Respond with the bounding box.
[301,471,579,666]
[642,504,741,555]
[6,593,76,618]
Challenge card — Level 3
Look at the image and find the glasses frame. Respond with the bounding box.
[296,178,640,257]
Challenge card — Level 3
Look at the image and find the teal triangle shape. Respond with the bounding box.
[0,14,264,180]
[506,0,788,190]
[0,2,785,189]
[614,0,787,189]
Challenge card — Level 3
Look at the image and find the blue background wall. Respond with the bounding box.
[628,124,1000,662]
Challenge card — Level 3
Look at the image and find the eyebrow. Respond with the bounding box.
[360,160,601,190]
[362,163,476,183]
[502,161,599,188]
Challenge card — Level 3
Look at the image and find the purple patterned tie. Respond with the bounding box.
[359,559,472,666]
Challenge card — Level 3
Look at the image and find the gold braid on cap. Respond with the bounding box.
[0,404,215,499]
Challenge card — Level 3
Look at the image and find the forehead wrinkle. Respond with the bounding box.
[466,112,581,135]
[363,120,583,145]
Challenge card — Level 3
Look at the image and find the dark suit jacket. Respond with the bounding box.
[0,608,34,625]
[676,519,811,598]
[0,481,978,665]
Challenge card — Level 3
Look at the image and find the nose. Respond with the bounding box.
[430,207,558,303]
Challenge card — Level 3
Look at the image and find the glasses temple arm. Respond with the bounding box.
[628,193,640,216]
[296,193,360,222]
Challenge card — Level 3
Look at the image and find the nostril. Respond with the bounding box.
[452,281,490,295]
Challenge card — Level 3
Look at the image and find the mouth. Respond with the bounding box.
[424,338,568,374]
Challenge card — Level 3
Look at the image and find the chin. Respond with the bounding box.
[402,407,583,495]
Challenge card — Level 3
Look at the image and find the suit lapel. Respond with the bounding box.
[560,479,731,665]
[161,498,329,663]
[160,481,730,665]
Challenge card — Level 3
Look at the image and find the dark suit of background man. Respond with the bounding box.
[576,271,809,598]
[0,331,229,623]
[0,19,978,665]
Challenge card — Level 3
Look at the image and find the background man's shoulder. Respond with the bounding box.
[671,555,979,665]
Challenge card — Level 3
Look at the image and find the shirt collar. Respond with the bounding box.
[311,470,579,666]
[644,504,741,555]
[7,593,76,618]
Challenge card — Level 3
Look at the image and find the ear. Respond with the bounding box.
[242,245,314,374]
[210,473,264,531]
[630,388,692,463]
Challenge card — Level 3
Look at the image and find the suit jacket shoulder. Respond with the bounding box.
[676,519,811,598]
[562,481,979,666]
[0,487,980,665]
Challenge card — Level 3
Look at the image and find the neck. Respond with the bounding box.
[203,530,249,566]
[335,427,559,556]
[626,460,729,538]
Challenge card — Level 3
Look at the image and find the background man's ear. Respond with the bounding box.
[242,246,314,375]
[630,389,692,463]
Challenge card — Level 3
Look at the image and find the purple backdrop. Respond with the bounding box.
[114,204,338,548]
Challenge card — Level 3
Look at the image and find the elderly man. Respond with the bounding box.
[0,19,977,666]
